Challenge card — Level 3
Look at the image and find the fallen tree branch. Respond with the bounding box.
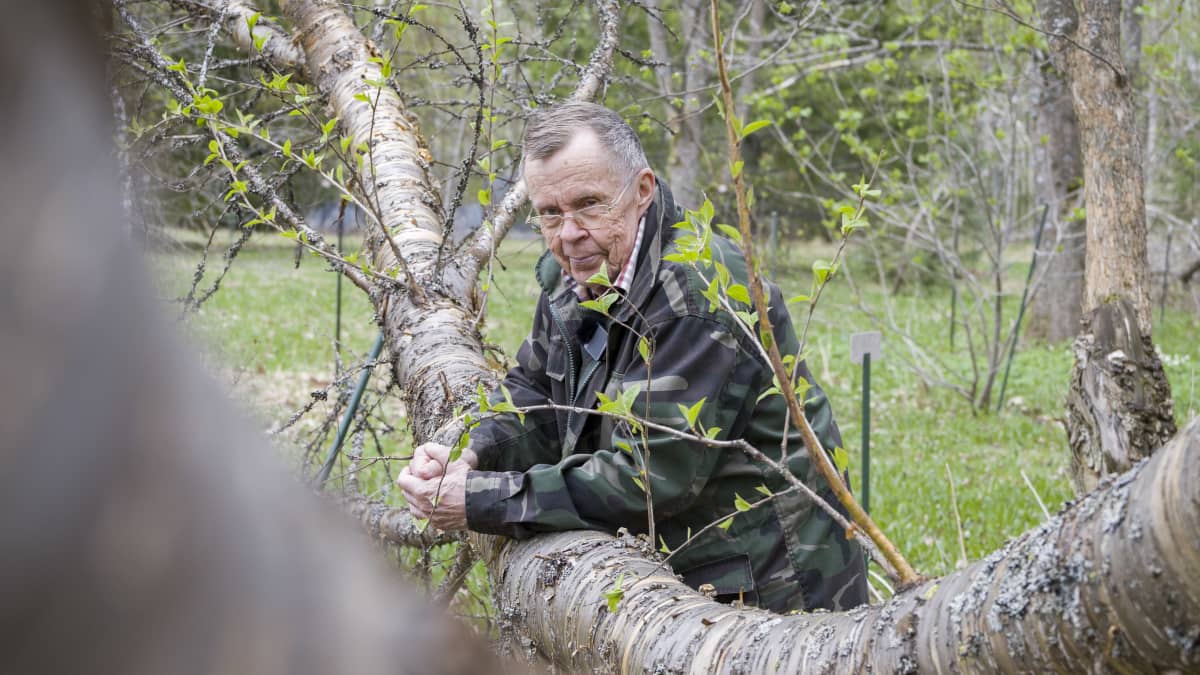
[342,495,464,549]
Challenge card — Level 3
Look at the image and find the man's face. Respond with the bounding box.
[524,130,654,292]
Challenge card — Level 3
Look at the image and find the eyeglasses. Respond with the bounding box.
[526,177,635,235]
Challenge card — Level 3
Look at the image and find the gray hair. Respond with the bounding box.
[521,102,650,178]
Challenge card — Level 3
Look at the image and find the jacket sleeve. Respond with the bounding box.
[465,314,746,538]
[468,294,561,473]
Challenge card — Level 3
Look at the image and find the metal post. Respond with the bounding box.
[850,331,881,514]
[950,222,959,348]
[335,211,344,356]
[317,331,386,485]
[861,352,870,514]
[996,204,1050,413]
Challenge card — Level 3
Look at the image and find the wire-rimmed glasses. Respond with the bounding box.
[526,177,636,235]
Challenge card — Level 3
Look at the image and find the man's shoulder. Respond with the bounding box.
[648,233,759,324]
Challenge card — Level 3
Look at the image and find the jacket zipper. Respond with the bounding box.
[548,303,578,400]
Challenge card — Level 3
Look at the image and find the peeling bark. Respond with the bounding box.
[1065,299,1176,493]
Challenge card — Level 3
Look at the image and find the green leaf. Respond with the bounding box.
[714,223,742,244]
[586,268,612,288]
[730,160,744,179]
[755,485,773,497]
[676,397,706,429]
[832,446,850,474]
[717,516,733,531]
[755,386,780,403]
[619,383,642,414]
[812,259,832,285]
[631,475,646,492]
[726,283,751,305]
[659,536,671,554]
[579,292,619,315]
[741,119,772,138]
[245,11,261,31]
[787,294,810,304]
[353,92,372,104]
[604,573,626,613]
[282,138,292,158]
[637,336,652,364]
[733,493,752,512]
[478,188,491,206]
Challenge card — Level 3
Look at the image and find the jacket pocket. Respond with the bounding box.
[677,553,758,603]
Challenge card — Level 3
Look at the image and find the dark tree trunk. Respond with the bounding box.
[1027,58,1086,343]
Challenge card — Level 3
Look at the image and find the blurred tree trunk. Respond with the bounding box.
[1036,0,1176,493]
[1026,58,1085,343]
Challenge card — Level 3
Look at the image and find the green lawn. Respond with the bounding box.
[152,226,1200,587]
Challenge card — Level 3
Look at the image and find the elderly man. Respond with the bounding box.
[398,102,866,613]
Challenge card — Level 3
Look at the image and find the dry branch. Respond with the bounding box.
[343,496,464,549]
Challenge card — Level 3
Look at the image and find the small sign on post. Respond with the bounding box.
[849,331,882,514]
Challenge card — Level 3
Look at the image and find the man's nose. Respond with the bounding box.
[559,213,589,241]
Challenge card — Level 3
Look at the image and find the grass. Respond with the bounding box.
[151,225,1200,590]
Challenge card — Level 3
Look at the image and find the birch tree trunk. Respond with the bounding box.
[251,3,1199,672]
[1036,0,1176,493]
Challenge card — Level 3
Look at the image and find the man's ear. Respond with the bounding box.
[637,169,656,210]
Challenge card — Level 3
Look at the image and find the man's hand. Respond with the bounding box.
[397,443,478,531]
[396,460,470,531]
[406,442,478,480]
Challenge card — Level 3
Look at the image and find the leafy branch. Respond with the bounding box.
[709,0,919,587]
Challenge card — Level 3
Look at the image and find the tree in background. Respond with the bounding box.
[1035,0,1177,492]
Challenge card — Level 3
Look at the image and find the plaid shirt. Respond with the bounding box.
[564,215,647,300]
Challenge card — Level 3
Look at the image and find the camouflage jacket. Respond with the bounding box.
[465,181,866,613]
